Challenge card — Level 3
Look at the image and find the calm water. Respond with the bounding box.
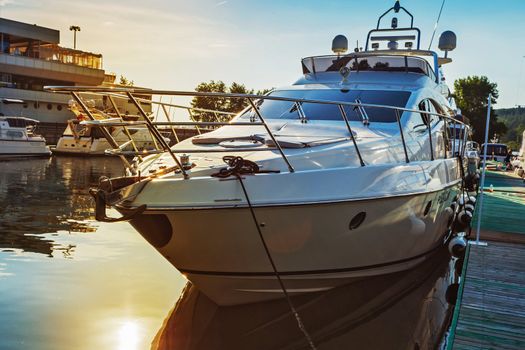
[0,157,186,350]
[0,156,457,350]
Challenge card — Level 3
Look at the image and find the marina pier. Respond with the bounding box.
[448,169,525,349]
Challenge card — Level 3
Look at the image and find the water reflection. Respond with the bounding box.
[0,157,457,350]
[153,248,456,350]
[0,157,185,350]
[0,157,125,256]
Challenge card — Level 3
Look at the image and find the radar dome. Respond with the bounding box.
[332,35,348,54]
[438,31,457,52]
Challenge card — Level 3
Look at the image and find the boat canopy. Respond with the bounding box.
[302,51,438,82]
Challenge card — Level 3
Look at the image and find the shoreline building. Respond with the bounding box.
[0,18,148,144]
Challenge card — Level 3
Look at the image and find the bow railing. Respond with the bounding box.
[45,86,470,179]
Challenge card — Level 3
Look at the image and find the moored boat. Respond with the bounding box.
[52,101,165,156]
[47,1,472,305]
[0,115,51,159]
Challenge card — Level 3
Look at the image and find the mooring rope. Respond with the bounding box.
[212,156,317,350]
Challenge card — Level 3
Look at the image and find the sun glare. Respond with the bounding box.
[117,320,140,350]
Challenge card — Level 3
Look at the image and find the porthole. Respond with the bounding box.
[57,105,63,111]
[349,212,366,230]
[47,103,52,110]
[23,103,28,108]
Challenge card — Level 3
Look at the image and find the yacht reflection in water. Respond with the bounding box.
[154,248,456,350]
[0,157,124,257]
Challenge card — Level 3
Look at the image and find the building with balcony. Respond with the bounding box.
[0,18,149,144]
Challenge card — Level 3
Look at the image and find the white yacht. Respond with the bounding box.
[52,102,165,156]
[47,2,471,305]
[0,115,51,159]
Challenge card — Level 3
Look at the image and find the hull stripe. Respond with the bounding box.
[177,243,443,277]
[117,179,462,211]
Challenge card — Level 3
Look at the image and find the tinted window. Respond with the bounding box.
[242,89,411,123]
[484,144,507,156]
[448,126,466,140]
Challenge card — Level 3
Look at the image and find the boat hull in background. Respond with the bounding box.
[0,139,51,159]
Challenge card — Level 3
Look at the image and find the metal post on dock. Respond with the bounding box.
[473,94,492,246]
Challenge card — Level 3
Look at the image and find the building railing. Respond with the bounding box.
[45,86,470,178]
[0,53,105,81]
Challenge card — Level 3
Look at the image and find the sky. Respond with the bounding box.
[1,0,524,108]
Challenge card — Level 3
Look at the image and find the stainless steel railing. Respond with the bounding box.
[45,86,470,178]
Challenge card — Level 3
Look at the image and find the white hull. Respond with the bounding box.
[0,139,51,159]
[125,162,460,305]
[53,135,157,155]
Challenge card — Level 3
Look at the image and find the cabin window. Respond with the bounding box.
[33,102,39,109]
[484,144,507,156]
[418,99,441,126]
[448,125,466,140]
[47,104,52,110]
[418,100,430,125]
[240,89,411,123]
[7,131,23,138]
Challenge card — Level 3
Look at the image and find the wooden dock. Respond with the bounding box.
[448,170,525,349]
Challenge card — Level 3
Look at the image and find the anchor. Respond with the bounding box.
[89,188,147,223]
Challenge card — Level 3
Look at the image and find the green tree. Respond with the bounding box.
[506,140,520,152]
[453,76,506,144]
[256,88,274,96]
[191,80,229,122]
[228,82,254,114]
[118,75,134,86]
[190,81,272,122]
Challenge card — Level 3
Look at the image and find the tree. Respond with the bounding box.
[256,88,274,96]
[119,75,134,86]
[453,76,506,144]
[228,82,254,115]
[191,80,229,122]
[190,81,272,122]
[506,140,520,152]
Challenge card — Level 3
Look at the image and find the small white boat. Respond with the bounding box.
[52,102,166,156]
[0,116,51,159]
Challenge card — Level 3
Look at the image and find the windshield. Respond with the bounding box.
[483,144,507,156]
[302,55,436,81]
[241,89,411,123]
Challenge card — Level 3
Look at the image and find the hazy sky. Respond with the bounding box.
[1,0,524,108]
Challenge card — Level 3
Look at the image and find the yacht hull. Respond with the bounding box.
[0,139,51,159]
[53,135,156,155]
[128,185,459,305]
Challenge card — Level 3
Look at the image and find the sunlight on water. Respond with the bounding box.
[1,157,458,349]
[117,320,140,350]
[0,157,186,350]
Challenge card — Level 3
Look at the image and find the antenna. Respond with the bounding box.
[428,0,446,49]
[376,1,414,29]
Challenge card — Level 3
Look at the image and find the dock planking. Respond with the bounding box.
[449,169,525,349]
[451,243,525,349]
